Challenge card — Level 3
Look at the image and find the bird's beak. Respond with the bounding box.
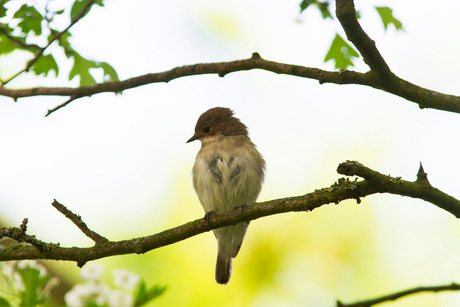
[187,135,199,143]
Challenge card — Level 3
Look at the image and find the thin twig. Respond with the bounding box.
[1,0,98,86]
[0,27,41,51]
[46,95,78,116]
[51,199,108,244]
[0,218,59,251]
[337,282,460,307]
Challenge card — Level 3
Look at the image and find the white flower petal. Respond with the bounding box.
[80,263,104,281]
[107,289,134,307]
[113,269,140,291]
[2,261,17,278]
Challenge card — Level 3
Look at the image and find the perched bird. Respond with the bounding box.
[187,107,265,285]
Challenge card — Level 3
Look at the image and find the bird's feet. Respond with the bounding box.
[233,204,250,226]
[233,204,248,213]
[204,210,217,225]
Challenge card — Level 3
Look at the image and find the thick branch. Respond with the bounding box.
[333,0,460,113]
[1,50,459,116]
[0,52,373,104]
[337,282,460,307]
[0,161,458,265]
[337,161,460,218]
[335,0,392,79]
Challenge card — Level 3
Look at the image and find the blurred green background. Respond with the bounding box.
[1,0,460,306]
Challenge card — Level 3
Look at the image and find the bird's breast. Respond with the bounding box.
[192,143,264,214]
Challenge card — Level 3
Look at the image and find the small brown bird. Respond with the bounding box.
[187,107,265,284]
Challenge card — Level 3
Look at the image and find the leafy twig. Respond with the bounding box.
[335,0,392,79]
[1,0,98,86]
[0,26,41,51]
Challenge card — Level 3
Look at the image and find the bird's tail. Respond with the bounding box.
[215,247,232,285]
[214,224,247,284]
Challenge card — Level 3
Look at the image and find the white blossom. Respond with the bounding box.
[2,261,17,279]
[64,281,110,307]
[64,285,84,307]
[80,263,104,281]
[107,289,134,307]
[13,272,25,291]
[66,265,139,307]
[113,269,140,291]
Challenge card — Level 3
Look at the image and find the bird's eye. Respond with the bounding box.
[203,127,210,133]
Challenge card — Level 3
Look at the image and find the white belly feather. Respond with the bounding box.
[192,148,263,214]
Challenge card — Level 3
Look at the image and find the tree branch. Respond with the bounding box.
[0,161,458,266]
[337,282,460,307]
[51,199,108,244]
[0,1,458,115]
[333,0,460,114]
[0,27,41,52]
[335,0,392,80]
[1,52,376,116]
[45,95,78,116]
[337,161,460,217]
[0,218,59,251]
[1,49,459,116]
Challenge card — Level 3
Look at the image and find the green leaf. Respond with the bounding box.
[13,4,43,35]
[324,34,359,69]
[299,0,331,19]
[134,280,147,302]
[69,52,98,86]
[12,4,28,18]
[51,30,72,55]
[99,62,119,82]
[49,29,73,58]
[0,42,16,55]
[0,35,15,55]
[134,282,167,307]
[0,0,8,18]
[317,2,332,19]
[70,0,104,21]
[18,267,48,306]
[0,297,11,307]
[375,7,403,31]
[355,10,361,19]
[31,54,59,77]
[70,0,88,21]
[299,0,315,14]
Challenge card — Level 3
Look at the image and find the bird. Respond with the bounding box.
[187,107,265,285]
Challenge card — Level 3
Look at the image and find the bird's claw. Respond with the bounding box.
[204,210,217,225]
[233,204,248,213]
